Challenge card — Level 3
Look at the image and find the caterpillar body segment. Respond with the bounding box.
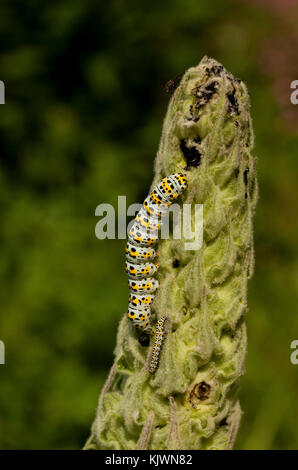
[125,241,156,263]
[129,293,155,308]
[149,190,164,206]
[136,207,161,231]
[172,172,188,190]
[125,173,187,360]
[128,223,158,246]
[126,261,158,279]
[127,306,152,333]
[128,277,159,294]
[150,173,188,204]
[143,197,170,218]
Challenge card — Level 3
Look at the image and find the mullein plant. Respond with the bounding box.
[84,56,258,450]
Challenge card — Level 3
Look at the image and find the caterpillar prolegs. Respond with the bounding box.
[125,173,187,372]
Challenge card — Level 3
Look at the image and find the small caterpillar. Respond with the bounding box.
[148,316,166,373]
[125,173,187,336]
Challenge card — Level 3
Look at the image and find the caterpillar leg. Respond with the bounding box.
[149,316,166,374]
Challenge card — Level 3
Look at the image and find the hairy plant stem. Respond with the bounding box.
[84,56,258,450]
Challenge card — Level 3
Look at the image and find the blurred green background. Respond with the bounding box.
[0,0,297,450]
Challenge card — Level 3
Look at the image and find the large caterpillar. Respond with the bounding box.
[125,173,187,371]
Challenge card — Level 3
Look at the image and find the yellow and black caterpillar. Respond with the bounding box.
[125,173,187,372]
